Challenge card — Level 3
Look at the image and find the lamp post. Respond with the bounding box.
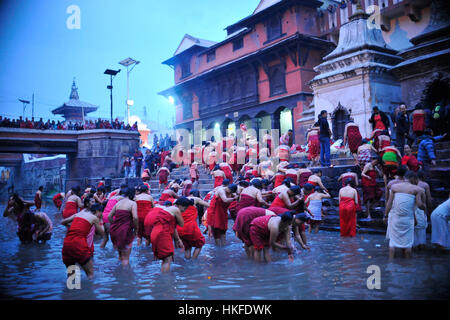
[119,57,140,124]
[18,99,30,118]
[104,69,121,124]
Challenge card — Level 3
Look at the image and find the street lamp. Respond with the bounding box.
[18,99,30,118]
[104,68,121,124]
[119,57,140,124]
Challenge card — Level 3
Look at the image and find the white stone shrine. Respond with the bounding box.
[310,3,403,139]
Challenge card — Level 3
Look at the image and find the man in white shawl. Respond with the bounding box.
[384,171,425,259]
[431,195,450,251]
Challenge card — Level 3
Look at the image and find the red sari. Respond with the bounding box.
[308,134,320,160]
[233,206,267,246]
[228,200,238,221]
[347,126,362,154]
[273,173,286,188]
[62,217,94,267]
[249,215,282,250]
[158,192,174,205]
[339,197,357,237]
[136,200,153,240]
[269,195,290,215]
[206,195,217,228]
[412,112,425,133]
[177,205,205,249]
[221,166,233,183]
[212,196,230,239]
[402,155,420,172]
[340,175,362,211]
[159,169,169,184]
[236,194,258,215]
[361,170,382,202]
[62,202,79,219]
[149,208,177,259]
[109,209,135,250]
[286,173,298,185]
[299,172,312,187]
[229,152,239,172]
[183,183,193,197]
[214,175,224,188]
[53,193,63,210]
[34,193,42,210]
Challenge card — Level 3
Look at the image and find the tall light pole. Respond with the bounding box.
[119,57,140,124]
[104,68,121,124]
[18,99,30,118]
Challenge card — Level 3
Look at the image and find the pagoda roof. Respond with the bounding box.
[52,79,98,116]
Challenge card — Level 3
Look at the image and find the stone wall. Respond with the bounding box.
[65,130,140,191]
[12,156,66,198]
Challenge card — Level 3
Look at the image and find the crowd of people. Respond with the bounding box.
[120,133,175,180]
[2,102,449,280]
[0,116,139,131]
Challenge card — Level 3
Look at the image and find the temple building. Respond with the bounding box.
[52,79,98,122]
[160,0,449,144]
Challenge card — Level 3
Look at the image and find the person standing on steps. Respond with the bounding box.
[361,157,383,219]
[369,106,390,134]
[395,103,413,156]
[318,110,332,167]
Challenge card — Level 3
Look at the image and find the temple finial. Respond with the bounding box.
[70,77,79,100]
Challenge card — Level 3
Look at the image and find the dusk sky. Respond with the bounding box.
[0,0,260,128]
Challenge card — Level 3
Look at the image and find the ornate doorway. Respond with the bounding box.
[331,103,350,141]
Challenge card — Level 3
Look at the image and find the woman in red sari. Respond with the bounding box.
[236,179,269,214]
[61,195,104,279]
[401,145,421,172]
[361,158,383,219]
[269,186,302,215]
[62,186,83,219]
[211,184,238,246]
[135,184,154,246]
[249,211,295,263]
[156,166,170,191]
[273,170,286,188]
[412,104,426,137]
[211,165,226,188]
[178,193,209,259]
[108,187,138,266]
[220,162,234,184]
[148,197,190,272]
[53,192,64,212]
[343,122,362,158]
[307,125,320,166]
[233,206,276,258]
[339,179,359,237]
[158,187,179,205]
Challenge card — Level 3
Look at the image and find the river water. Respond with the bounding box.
[0,201,449,300]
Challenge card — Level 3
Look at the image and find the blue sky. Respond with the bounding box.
[0,0,260,128]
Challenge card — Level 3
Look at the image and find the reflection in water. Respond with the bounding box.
[0,202,449,299]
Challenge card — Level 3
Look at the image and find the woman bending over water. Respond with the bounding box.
[61,195,104,280]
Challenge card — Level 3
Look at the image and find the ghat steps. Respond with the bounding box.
[113,141,450,235]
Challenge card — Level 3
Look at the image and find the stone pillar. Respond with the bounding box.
[290,107,296,144]
[65,130,140,190]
